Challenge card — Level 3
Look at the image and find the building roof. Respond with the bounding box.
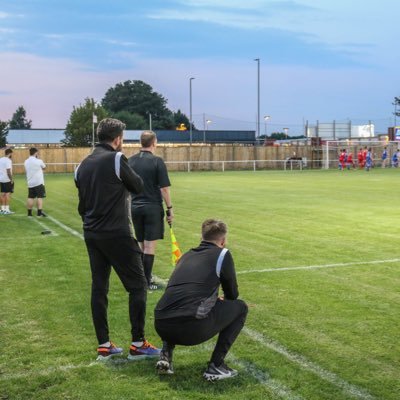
[7,129,142,144]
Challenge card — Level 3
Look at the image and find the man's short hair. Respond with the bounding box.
[29,147,38,156]
[97,118,126,142]
[202,219,227,242]
[5,148,13,156]
[140,130,157,148]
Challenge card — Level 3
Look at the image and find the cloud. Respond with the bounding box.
[0,11,24,19]
[104,39,137,47]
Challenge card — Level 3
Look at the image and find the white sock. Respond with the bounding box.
[132,341,143,347]
[99,341,111,347]
[1,206,4,211]
[5,206,9,211]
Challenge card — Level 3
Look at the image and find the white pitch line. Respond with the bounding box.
[243,327,375,400]
[30,217,59,236]
[227,354,304,400]
[46,214,84,240]
[200,342,302,399]
[237,258,400,275]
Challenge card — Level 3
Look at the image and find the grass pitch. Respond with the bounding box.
[0,169,399,400]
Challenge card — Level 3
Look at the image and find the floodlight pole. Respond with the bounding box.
[92,113,97,149]
[254,58,260,139]
[189,77,195,145]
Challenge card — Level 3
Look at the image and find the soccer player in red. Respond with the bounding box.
[362,146,368,168]
[338,149,346,170]
[346,152,354,169]
[357,148,364,169]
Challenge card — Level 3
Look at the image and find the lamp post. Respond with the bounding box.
[254,58,260,139]
[283,127,289,140]
[263,115,270,137]
[204,119,212,142]
[189,77,195,144]
[92,113,97,149]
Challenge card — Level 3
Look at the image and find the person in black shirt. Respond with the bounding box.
[128,131,173,290]
[154,219,248,381]
[75,118,160,361]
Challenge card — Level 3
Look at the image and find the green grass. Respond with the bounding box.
[1,169,399,399]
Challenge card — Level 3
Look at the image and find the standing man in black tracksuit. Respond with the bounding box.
[75,118,160,361]
[128,131,173,290]
[154,219,248,381]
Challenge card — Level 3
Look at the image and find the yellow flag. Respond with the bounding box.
[170,226,182,266]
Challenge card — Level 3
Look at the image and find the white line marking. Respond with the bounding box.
[200,342,302,399]
[227,354,304,400]
[46,214,84,240]
[237,258,400,275]
[30,217,59,236]
[243,327,375,400]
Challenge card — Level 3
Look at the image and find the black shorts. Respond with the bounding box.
[0,182,13,193]
[28,184,46,199]
[132,204,164,242]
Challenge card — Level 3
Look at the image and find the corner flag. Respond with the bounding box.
[170,225,182,267]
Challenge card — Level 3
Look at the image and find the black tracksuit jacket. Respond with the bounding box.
[155,241,239,320]
[74,143,143,240]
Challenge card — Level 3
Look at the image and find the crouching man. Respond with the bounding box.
[154,219,248,381]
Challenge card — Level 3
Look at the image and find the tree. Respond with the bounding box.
[0,120,9,147]
[269,132,289,140]
[63,98,109,147]
[102,80,187,130]
[393,97,400,124]
[111,110,147,130]
[9,106,32,129]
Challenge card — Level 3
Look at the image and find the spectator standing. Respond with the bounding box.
[0,148,14,215]
[24,147,47,217]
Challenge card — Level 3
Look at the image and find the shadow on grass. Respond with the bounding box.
[101,358,248,395]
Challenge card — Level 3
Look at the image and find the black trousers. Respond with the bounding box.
[85,236,147,344]
[155,299,248,365]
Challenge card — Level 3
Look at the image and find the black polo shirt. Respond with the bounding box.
[128,150,170,206]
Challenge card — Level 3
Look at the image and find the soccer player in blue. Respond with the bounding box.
[392,151,399,168]
[365,148,373,171]
[381,147,388,168]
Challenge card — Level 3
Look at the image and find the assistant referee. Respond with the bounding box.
[128,131,173,290]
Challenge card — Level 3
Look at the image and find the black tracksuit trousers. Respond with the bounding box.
[155,298,248,366]
[85,236,147,344]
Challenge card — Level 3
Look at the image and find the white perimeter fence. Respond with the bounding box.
[12,158,313,174]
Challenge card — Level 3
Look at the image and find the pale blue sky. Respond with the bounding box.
[0,0,398,133]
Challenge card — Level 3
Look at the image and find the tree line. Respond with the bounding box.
[1,80,192,147]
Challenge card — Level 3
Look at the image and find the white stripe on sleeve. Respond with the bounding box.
[115,152,123,180]
[216,248,229,278]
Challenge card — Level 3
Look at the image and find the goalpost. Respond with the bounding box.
[323,140,399,169]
